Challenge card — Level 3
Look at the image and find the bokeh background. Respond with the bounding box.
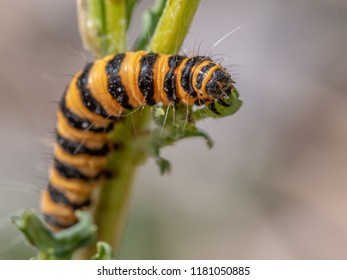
[0,0,346,259]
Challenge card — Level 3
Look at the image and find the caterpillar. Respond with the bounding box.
[41,50,237,230]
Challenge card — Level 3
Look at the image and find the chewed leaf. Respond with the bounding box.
[193,88,243,120]
[149,104,213,174]
[148,87,241,175]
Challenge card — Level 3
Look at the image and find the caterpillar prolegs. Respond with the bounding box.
[41,51,238,230]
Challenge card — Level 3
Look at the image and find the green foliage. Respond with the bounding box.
[92,242,113,260]
[150,104,213,175]
[148,87,242,175]
[12,210,96,260]
[193,88,243,120]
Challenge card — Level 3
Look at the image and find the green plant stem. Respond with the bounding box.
[149,0,201,54]
[78,108,151,258]
[94,168,136,253]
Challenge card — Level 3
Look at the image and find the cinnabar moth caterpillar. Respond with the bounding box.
[41,51,236,230]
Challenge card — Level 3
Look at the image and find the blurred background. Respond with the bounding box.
[0,0,346,259]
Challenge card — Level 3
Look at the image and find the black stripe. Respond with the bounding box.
[60,90,115,133]
[138,53,158,106]
[164,55,185,104]
[195,63,215,90]
[54,158,92,181]
[106,54,134,110]
[43,213,76,229]
[181,56,209,98]
[77,63,115,119]
[47,184,91,210]
[194,99,206,106]
[217,99,231,107]
[208,102,221,115]
[54,158,107,181]
[168,55,186,68]
[56,132,110,156]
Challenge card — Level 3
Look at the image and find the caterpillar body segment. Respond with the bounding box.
[41,51,238,230]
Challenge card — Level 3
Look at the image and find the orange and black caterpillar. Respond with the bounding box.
[41,51,236,230]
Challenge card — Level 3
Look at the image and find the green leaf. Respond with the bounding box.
[12,210,96,260]
[193,88,243,120]
[92,242,113,260]
[149,104,213,175]
[147,87,243,175]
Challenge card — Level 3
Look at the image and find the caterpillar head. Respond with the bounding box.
[206,68,235,99]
